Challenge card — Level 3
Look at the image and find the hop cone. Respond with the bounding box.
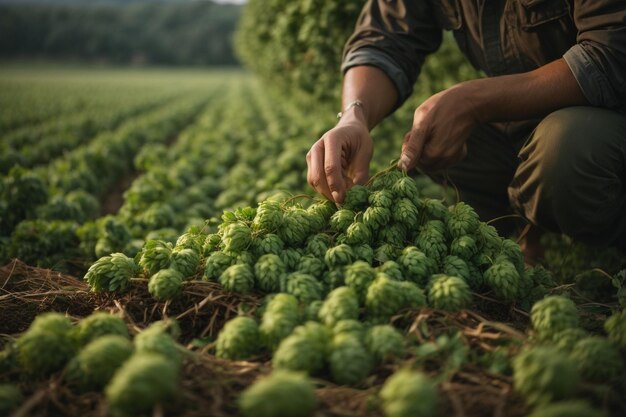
[284,272,322,304]
[323,268,346,291]
[17,328,75,376]
[252,200,283,232]
[526,401,607,417]
[203,251,234,281]
[28,312,72,335]
[366,274,425,319]
[148,269,183,300]
[604,308,626,349]
[550,328,588,353]
[66,335,133,391]
[476,222,501,254]
[428,275,471,311]
[252,233,283,257]
[392,176,420,200]
[273,326,326,375]
[254,254,285,293]
[75,312,128,346]
[219,264,255,294]
[421,198,449,222]
[278,207,310,246]
[330,209,356,233]
[329,333,372,385]
[138,240,172,276]
[202,233,222,256]
[105,353,179,417]
[343,184,370,211]
[297,255,326,279]
[222,222,252,253]
[238,371,316,417]
[377,223,407,247]
[447,202,479,237]
[380,369,438,417]
[85,253,139,293]
[569,336,624,383]
[398,247,437,286]
[415,220,448,264]
[170,248,200,279]
[260,294,301,351]
[216,316,260,360]
[374,243,400,263]
[174,232,203,253]
[377,260,404,281]
[371,170,403,190]
[318,286,359,327]
[363,206,391,231]
[530,296,579,338]
[345,222,372,245]
[450,235,478,261]
[333,320,366,342]
[305,300,323,322]
[392,198,419,228]
[324,244,355,268]
[368,189,394,208]
[442,255,471,282]
[365,325,405,363]
[305,208,326,233]
[305,233,331,258]
[513,346,578,406]
[345,261,377,303]
[484,260,520,302]
[499,238,525,275]
[134,325,182,365]
[279,248,302,270]
[352,243,374,264]
[307,199,336,221]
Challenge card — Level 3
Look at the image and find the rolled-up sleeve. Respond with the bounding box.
[342,0,443,108]
[563,1,626,109]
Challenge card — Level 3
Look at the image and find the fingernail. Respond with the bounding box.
[332,191,341,203]
[399,154,411,171]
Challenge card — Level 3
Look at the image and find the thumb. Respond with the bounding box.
[399,127,427,172]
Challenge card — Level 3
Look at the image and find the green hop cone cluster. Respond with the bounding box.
[105,353,179,417]
[66,335,134,391]
[345,260,377,303]
[203,251,234,281]
[222,222,252,252]
[238,371,316,417]
[272,322,328,375]
[512,346,579,407]
[447,202,479,237]
[170,248,200,279]
[148,268,183,300]
[0,384,22,415]
[526,401,607,417]
[216,316,260,360]
[219,263,255,294]
[398,247,436,287]
[324,244,355,268]
[604,308,626,350]
[252,200,283,232]
[74,312,129,346]
[428,275,472,311]
[365,325,405,363]
[253,233,284,257]
[366,274,425,319]
[530,296,579,338]
[318,286,359,327]
[329,333,372,385]
[569,336,624,383]
[254,254,286,293]
[484,259,520,302]
[380,369,438,417]
[284,272,322,304]
[138,240,173,276]
[260,294,301,351]
[84,253,139,293]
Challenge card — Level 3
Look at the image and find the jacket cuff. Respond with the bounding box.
[342,47,413,109]
[563,44,620,108]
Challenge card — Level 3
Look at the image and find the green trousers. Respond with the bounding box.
[439,106,626,250]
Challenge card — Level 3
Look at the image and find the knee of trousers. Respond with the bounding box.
[508,107,626,245]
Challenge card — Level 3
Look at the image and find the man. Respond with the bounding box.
[306,0,626,259]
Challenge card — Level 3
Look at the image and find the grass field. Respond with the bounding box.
[0,65,625,417]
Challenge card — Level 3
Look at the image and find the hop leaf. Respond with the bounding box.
[170,248,200,279]
[148,268,182,300]
[252,200,283,232]
[85,253,139,293]
[319,286,359,327]
[329,333,372,385]
[530,296,579,338]
[513,346,578,407]
[484,260,520,302]
[138,240,173,276]
[219,264,255,294]
[427,275,471,311]
[284,272,322,304]
[398,247,437,286]
[75,312,129,346]
[569,336,624,383]
[238,371,316,417]
[254,254,285,293]
[105,354,179,417]
[380,369,438,417]
[365,325,405,363]
[222,222,253,253]
[203,251,235,281]
[216,316,260,360]
[345,261,377,303]
[447,202,479,237]
[330,209,355,233]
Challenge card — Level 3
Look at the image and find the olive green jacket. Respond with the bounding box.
[342,0,626,110]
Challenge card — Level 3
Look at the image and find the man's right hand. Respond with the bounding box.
[306,111,373,204]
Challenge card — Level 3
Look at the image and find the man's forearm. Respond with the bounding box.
[341,66,399,130]
[467,58,589,124]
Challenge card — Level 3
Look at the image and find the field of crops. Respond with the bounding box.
[0,65,625,417]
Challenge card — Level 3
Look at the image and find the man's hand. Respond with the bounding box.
[306,113,373,204]
[399,83,480,173]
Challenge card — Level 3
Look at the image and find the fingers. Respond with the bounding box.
[399,125,428,172]
[306,139,333,201]
[350,146,371,186]
[324,136,346,203]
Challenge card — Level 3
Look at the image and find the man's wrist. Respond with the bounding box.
[337,102,369,128]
